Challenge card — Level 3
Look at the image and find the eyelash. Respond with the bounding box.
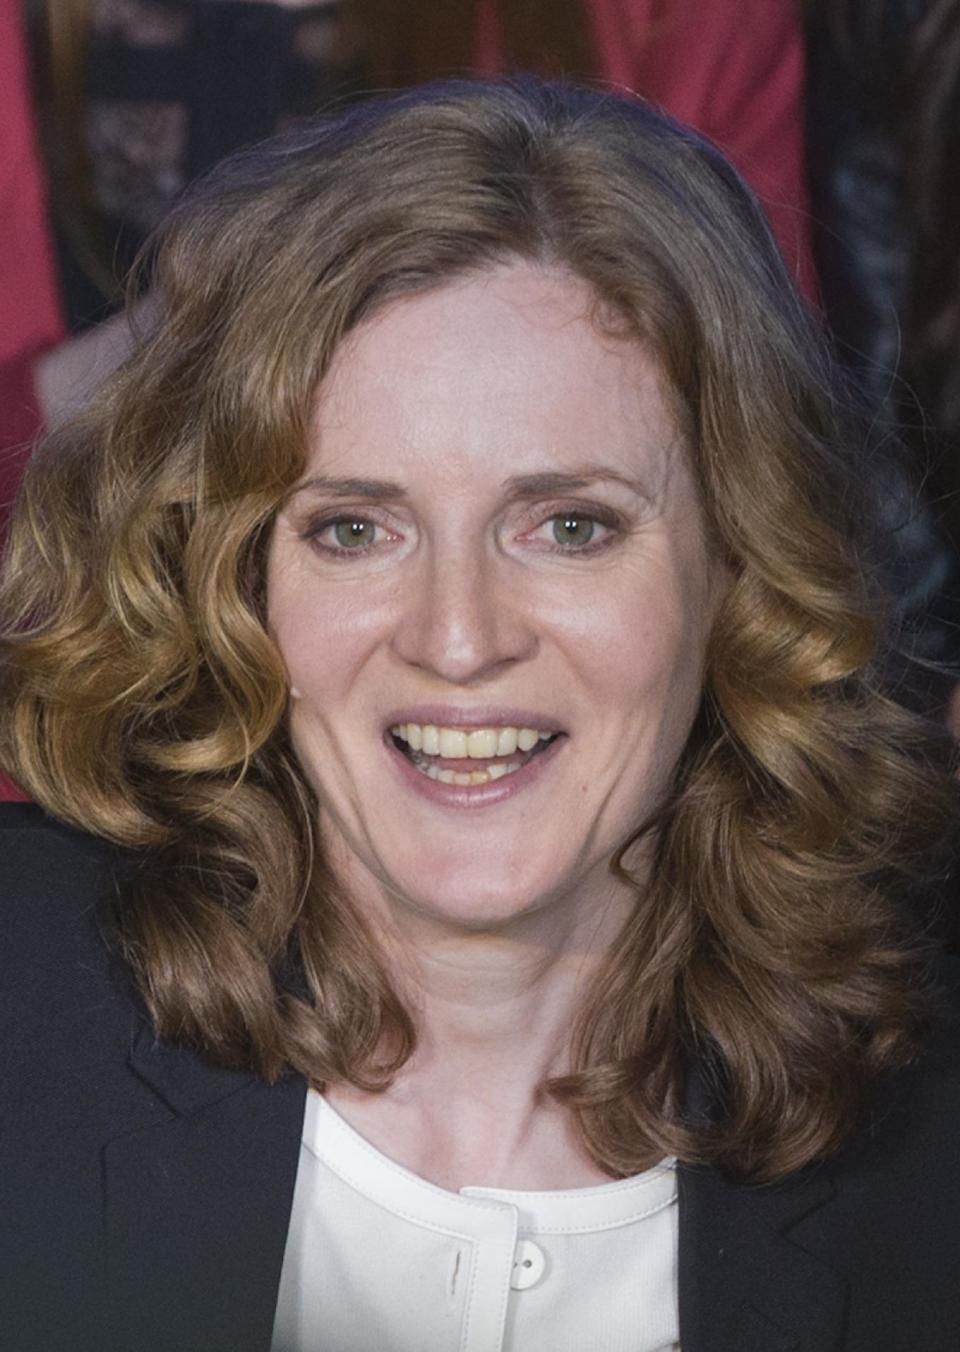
[300,505,624,560]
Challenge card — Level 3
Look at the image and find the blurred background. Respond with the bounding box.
[2,0,959,805]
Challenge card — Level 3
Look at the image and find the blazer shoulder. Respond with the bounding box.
[0,802,131,986]
[0,799,120,850]
[838,952,960,1194]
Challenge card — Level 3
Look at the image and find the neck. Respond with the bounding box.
[327,860,642,1188]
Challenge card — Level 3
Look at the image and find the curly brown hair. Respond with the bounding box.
[1,79,956,1181]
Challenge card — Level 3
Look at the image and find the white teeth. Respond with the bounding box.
[390,720,561,789]
[466,729,498,759]
[496,727,518,756]
[391,721,558,759]
[439,728,468,758]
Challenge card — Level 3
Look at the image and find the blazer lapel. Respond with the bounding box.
[678,1159,848,1352]
[103,1020,307,1352]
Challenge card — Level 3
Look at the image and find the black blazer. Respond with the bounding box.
[2,802,959,1352]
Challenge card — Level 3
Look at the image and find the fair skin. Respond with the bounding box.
[267,261,720,1190]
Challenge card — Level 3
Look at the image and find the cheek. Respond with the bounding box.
[602,625,703,746]
[269,604,322,703]
[565,568,710,707]
[278,627,357,711]
[267,563,382,705]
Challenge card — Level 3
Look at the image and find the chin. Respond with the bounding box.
[390,861,567,930]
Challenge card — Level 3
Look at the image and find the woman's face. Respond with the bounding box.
[267,262,719,930]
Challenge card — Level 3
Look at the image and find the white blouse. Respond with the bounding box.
[271,1090,680,1352]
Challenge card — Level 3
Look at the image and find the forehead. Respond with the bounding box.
[308,262,685,496]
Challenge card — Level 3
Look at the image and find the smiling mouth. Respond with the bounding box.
[388,723,563,786]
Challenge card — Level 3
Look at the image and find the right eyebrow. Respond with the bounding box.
[288,476,410,502]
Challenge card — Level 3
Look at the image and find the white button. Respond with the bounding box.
[511,1239,546,1290]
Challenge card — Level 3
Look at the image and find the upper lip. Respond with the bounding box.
[382,705,567,734]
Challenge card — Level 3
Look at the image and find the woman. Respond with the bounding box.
[1,79,958,1352]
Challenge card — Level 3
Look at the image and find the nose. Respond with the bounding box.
[390,547,538,684]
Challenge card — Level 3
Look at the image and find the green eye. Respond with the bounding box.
[551,515,596,548]
[333,520,376,548]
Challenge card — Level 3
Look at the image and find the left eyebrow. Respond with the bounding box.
[500,467,657,503]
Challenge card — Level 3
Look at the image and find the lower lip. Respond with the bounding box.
[383,733,566,810]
